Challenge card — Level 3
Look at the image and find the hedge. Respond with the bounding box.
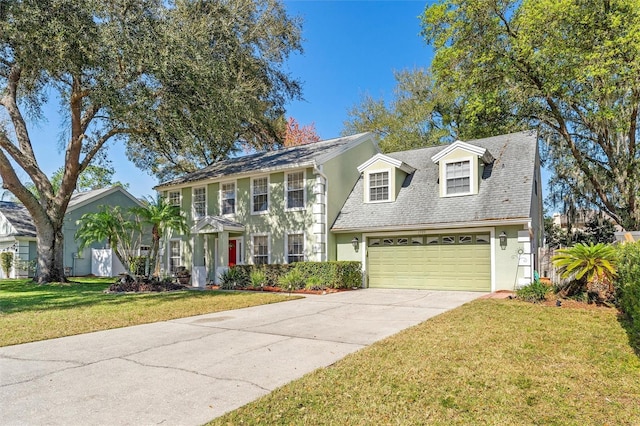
[616,242,640,345]
[232,261,362,290]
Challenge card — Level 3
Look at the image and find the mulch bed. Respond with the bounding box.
[106,276,188,293]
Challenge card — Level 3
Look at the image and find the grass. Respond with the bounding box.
[0,277,297,347]
[209,299,640,425]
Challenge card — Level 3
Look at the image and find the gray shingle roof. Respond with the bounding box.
[0,201,36,238]
[332,131,538,231]
[156,132,372,189]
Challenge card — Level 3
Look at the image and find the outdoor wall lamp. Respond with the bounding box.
[351,236,359,252]
[499,231,508,250]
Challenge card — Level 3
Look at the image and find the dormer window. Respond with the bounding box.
[445,160,471,195]
[368,171,390,202]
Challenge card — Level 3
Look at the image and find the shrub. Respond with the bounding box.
[233,261,362,290]
[220,267,249,289]
[278,268,306,291]
[615,241,640,343]
[516,279,550,303]
[129,256,147,276]
[249,269,267,289]
[305,276,324,291]
[552,242,617,303]
[0,252,13,278]
[294,261,362,289]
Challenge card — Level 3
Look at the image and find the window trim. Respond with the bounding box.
[168,239,181,274]
[365,169,391,203]
[167,190,181,207]
[443,157,474,197]
[251,176,270,215]
[192,186,207,219]
[251,233,270,265]
[285,170,306,211]
[220,180,237,216]
[285,232,305,264]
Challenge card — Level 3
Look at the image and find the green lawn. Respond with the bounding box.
[210,299,640,425]
[0,277,296,347]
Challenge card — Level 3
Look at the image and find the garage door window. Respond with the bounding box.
[427,236,439,245]
[459,235,472,244]
[476,234,490,244]
[442,236,455,244]
[369,238,381,247]
[411,237,423,245]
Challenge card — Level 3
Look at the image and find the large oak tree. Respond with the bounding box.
[0,0,302,283]
[422,0,640,230]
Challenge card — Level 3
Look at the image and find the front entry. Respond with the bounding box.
[228,240,237,267]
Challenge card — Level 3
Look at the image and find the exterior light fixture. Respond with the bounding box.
[351,236,359,252]
[499,231,507,250]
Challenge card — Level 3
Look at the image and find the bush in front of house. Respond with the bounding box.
[278,268,306,291]
[1,252,13,278]
[615,241,640,343]
[232,261,362,290]
[219,267,249,289]
[129,256,147,276]
[516,279,550,303]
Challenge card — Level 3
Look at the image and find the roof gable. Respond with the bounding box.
[357,153,416,174]
[68,186,143,212]
[431,140,495,164]
[0,201,36,238]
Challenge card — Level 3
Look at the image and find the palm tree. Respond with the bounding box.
[551,242,618,302]
[75,206,140,273]
[130,196,189,277]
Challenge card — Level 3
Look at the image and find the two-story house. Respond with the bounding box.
[332,131,543,292]
[154,132,380,286]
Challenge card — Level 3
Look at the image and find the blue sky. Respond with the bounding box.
[25,1,435,199]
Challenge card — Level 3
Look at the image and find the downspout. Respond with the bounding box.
[313,164,329,262]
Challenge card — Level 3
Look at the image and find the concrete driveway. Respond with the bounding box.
[0,289,484,425]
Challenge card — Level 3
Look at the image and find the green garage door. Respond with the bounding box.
[367,234,491,291]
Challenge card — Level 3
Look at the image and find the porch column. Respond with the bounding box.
[192,234,206,288]
[215,231,229,284]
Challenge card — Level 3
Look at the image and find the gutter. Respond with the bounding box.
[331,217,533,234]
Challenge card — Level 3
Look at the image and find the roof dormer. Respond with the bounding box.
[357,153,416,203]
[431,140,494,197]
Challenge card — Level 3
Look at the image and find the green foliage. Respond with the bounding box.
[234,262,362,290]
[129,256,147,276]
[552,243,617,303]
[552,243,617,283]
[278,268,305,291]
[75,206,141,274]
[422,0,640,230]
[220,267,249,290]
[293,261,362,289]
[342,68,524,153]
[615,242,640,343]
[234,264,292,287]
[516,280,550,303]
[130,196,189,277]
[249,270,267,289]
[0,0,302,283]
[0,252,13,277]
[305,276,323,291]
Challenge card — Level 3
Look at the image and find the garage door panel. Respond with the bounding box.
[368,234,490,291]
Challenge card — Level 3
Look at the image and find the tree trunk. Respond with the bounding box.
[34,217,66,283]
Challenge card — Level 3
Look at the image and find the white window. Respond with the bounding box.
[286,171,305,210]
[368,238,381,247]
[427,236,439,245]
[368,171,389,202]
[476,234,490,244]
[168,190,181,207]
[411,237,424,245]
[168,240,181,274]
[445,160,471,195]
[252,235,269,265]
[221,182,236,215]
[286,233,304,263]
[192,187,206,218]
[442,236,455,244]
[252,177,269,214]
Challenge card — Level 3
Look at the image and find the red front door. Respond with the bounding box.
[228,240,237,267]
